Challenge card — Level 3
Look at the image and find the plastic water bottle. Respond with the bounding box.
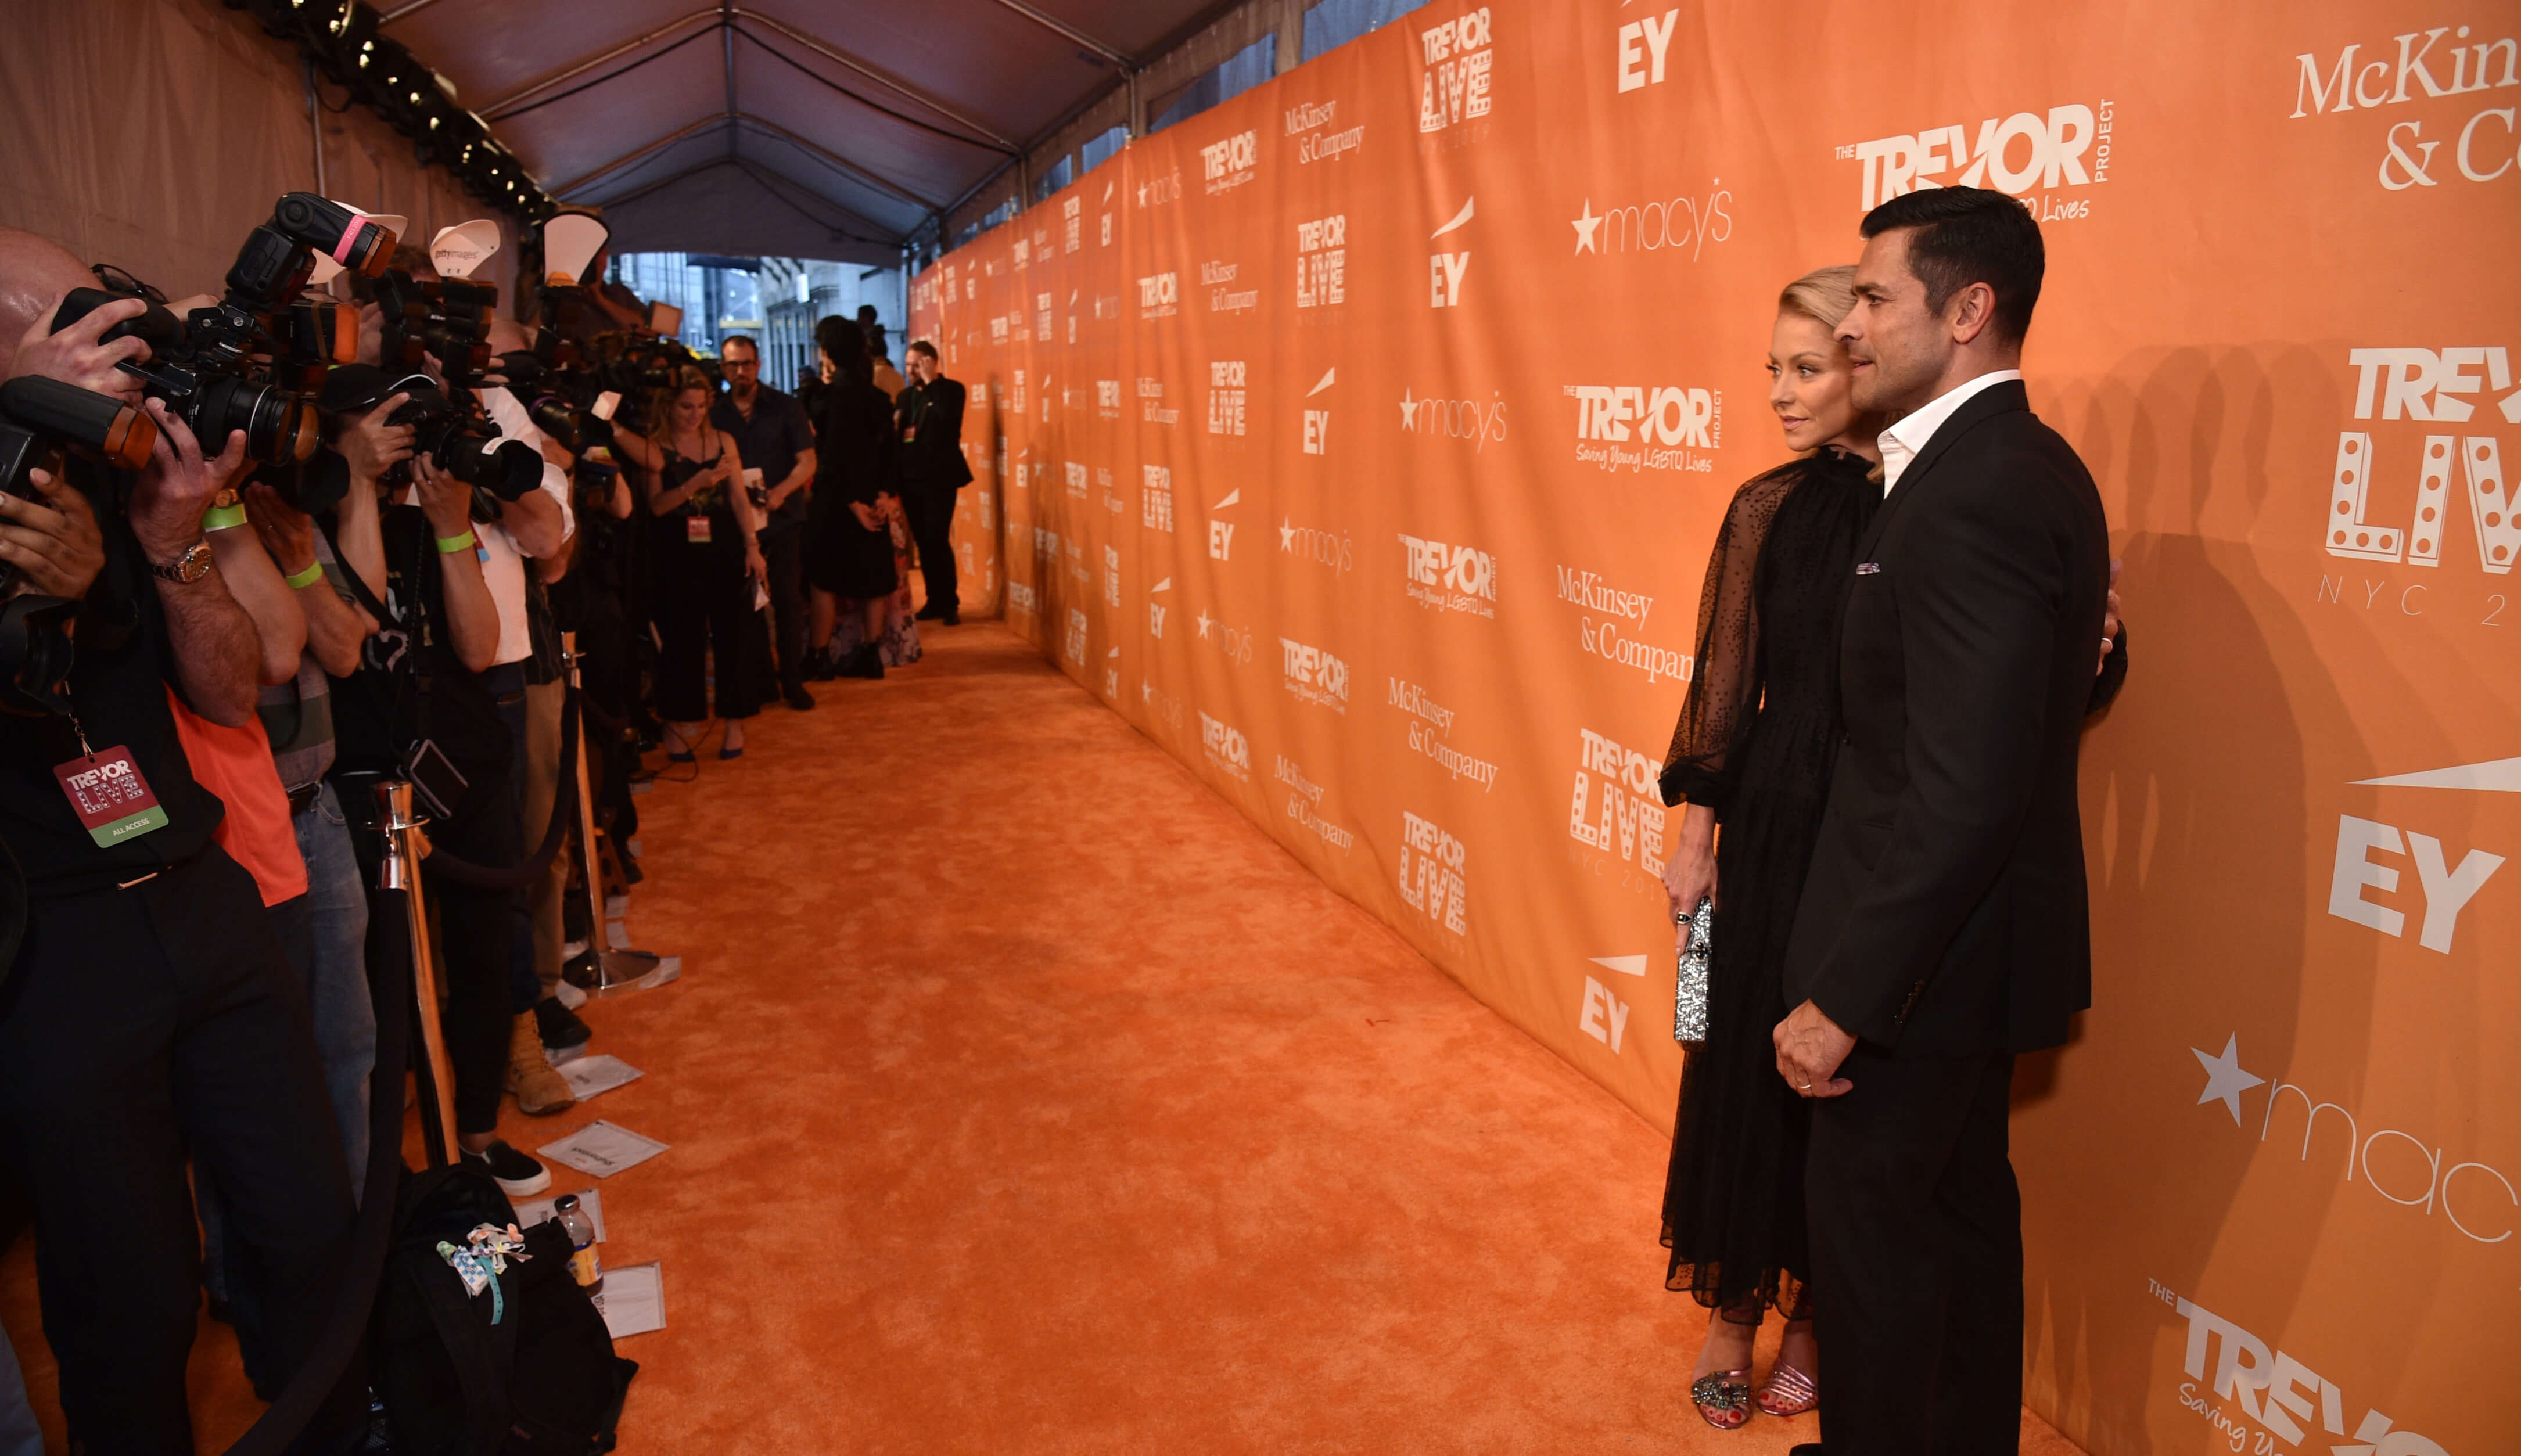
[554,1194,602,1293]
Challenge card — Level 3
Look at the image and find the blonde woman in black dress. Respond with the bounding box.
[1658,266,1882,1429]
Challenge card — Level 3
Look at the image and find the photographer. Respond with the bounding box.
[325,365,563,1192]
[0,229,358,1454]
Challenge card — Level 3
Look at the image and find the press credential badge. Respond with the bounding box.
[55,746,168,847]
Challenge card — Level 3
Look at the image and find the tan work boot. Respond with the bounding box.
[506,1012,577,1116]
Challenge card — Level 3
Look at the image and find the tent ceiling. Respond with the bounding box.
[379,0,1234,263]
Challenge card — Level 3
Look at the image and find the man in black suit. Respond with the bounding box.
[1775,186,2127,1455]
[896,340,971,625]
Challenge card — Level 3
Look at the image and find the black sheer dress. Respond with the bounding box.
[1657,447,1879,1318]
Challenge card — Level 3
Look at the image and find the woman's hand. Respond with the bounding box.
[849,500,881,531]
[743,541,767,581]
[412,454,473,539]
[1661,803,1718,947]
[338,393,415,482]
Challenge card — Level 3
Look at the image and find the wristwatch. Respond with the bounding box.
[150,538,215,585]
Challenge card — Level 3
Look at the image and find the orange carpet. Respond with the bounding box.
[1,620,2085,1454]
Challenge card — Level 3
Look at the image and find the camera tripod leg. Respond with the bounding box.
[373,778,461,1168]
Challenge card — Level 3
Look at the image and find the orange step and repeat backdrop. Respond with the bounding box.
[911,2,2518,1449]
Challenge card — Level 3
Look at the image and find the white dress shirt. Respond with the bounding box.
[1876,369,2023,495]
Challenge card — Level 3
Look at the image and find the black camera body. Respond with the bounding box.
[369,376,543,511]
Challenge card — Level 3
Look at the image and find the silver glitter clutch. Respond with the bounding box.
[1672,895,1714,1043]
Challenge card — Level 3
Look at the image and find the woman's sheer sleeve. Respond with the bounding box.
[1658,470,1793,815]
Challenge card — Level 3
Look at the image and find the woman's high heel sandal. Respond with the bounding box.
[1691,1369,1753,1430]
[1755,1361,1818,1417]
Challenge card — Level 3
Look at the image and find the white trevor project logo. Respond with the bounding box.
[2289,24,2521,192]
[1847,102,2113,219]
[1208,361,1247,437]
[1037,290,1053,343]
[1286,98,1363,165]
[1007,580,1038,616]
[2161,1285,2454,1455]
[1201,129,1258,195]
[1141,465,1175,531]
[1097,379,1121,419]
[1303,367,1334,455]
[1570,184,1733,261]
[1064,461,1089,499]
[1398,534,1498,617]
[1198,710,1252,781]
[1399,810,1468,934]
[1279,637,1351,712]
[1295,214,1346,308]
[1276,754,1355,851]
[1565,383,1719,473]
[1136,272,1179,319]
[1103,546,1120,606]
[1062,195,1082,253]
[2323,346,2520,571]
[1208,489,1239,562]
[1570,728,1668,874]
[1063,607,1088,666]
[1417,7,1494,135]
[1429,196,1473,308]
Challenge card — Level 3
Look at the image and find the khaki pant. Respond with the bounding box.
[523,678,570,996]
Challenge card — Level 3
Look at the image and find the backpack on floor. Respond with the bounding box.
[371,1164,638,1456]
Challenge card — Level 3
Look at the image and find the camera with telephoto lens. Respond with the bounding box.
[0,376,160,714]
[326,369,540,511]
[372,271,500,390]
[49,193,392,467]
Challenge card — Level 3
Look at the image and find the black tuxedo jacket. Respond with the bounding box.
[897,376,973,487]
[1782,379,2122,1056]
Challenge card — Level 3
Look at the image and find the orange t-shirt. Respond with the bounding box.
[166,688,309,908]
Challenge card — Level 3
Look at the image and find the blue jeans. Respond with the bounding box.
[0,1320,41,1456]
[293,780,376,1186]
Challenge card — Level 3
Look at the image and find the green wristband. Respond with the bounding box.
[201,502,248,532]
[283,560,325,589]
[434,529,476,555]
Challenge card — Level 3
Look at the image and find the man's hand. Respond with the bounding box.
[1774,999,1856,1098]
[2098,558,2123,675]
[130,401,246,562]
[412,454,472,539]
[338,392,415,481]
[10,292,150,401]
[242,482,319,578]
[743,541,767,582]
[0,465,106,599]
[849,500,880,531]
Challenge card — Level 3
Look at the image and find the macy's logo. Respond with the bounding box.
[2189,1032,2513,1246]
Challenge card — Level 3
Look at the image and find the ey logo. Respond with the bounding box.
[1614,9,1680,91]
[1148,577,1173,639]
[1304,367,1335,455]
[1208,490,1240,562]
[1429,196,1474,308]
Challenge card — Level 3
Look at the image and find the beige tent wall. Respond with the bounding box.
[0,0,516,308]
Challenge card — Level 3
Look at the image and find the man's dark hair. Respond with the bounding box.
[906,339,939,363]
[815,315,865,363]
[1859,186,2044,345]
[719,333,759,358]
[856,304,878,322]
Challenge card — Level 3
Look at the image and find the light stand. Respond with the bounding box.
[372,777,459,1168]
[562,630,669,995]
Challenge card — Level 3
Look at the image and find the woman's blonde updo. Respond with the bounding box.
[1777,264,1858,331]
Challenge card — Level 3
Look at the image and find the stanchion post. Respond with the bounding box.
[374,778,459,1168]
[563,631,667,995]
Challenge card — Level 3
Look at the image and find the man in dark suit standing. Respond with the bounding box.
[1775,186,2126,1455]
[896,340,971,625]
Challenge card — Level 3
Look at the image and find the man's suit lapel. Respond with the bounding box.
[1854,379,2031,560]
